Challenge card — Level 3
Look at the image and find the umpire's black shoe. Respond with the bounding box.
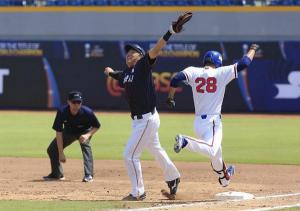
[167,177,180,195]
[43,173,65,181]
[122,192,146,201]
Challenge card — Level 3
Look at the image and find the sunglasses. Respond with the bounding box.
[71,101,82,104]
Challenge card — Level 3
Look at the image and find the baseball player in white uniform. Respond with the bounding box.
[104,12,192,200]
[167,44,259,187]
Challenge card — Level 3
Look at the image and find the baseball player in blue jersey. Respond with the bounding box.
[43,91,101,182]
[167,44,259,187]
[104,12,192,200]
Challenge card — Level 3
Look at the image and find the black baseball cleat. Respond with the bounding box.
[43,173,65,181]
[167,177,180,195]
[122,192,146,201]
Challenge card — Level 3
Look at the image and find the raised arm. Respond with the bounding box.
[236,44,259,72]
[148,12,192,59]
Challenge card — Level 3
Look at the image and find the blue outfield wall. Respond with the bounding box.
[0,40,299,112]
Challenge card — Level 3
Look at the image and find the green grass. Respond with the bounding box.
[0,112,299,164]
[0,200,150,211]
[0,111,299,210]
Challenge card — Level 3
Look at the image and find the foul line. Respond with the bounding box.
[121,192,300,211]
[243,203,300,211]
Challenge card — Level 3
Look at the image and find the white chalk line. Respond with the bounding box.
[120,192,300,211]
[243,203,300,211]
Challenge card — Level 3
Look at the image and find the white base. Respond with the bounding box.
[215,191,255,200]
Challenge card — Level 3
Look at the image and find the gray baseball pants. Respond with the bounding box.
[46,131,94,177]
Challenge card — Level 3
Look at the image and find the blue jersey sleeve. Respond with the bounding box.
[170,71,187,88]
[237,56,252,72]
[52,109,64,132]
[88,111,101,129]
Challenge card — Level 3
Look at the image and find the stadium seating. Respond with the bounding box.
[0,0,299,6]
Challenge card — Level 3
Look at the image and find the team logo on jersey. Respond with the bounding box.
[123,74,134,84]
[274,71,300,99]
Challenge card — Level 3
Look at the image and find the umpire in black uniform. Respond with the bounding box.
[43,91,101,182]
[104,12,192,200]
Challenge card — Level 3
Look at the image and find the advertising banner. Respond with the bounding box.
[0,40,299,112]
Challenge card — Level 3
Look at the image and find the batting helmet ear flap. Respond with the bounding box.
[203,51,223,68]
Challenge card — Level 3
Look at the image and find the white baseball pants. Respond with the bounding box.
[182,115,224,172]
[123,109,180,197]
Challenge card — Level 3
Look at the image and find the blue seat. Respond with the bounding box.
[189,0,203,5]
[218,0,232,5]
[281,0,294,5]
[94,0,109,5]
[110,0,121,5]
[159,0,176,5]
[148,0,161,5]
[203,0,218,5]
[0,0,9,6]
[230,0,244,5]
[135,0,149,5]
[269,0,280,5]
[294,0,300,5]
[56,0,67,5]
[68,0,82,5]
[121,0,135,5]
[9,0,24,5]
[45,0,57,5]
[176,0,189,5]
[81,0,94,5]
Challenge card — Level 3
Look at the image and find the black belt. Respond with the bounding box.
[131,108,155,120]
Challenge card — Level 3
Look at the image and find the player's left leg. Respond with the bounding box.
[210,127,235,187]
[146,112,180,180]
[80,138,94,182]
[211,149,235,187]
[146,111,180,196]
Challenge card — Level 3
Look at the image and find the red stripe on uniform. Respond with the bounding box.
[187,120,215,147]
[131,120,149,193]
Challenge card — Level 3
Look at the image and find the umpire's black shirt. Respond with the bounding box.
[52,105,101,134]
[118,53,156,116]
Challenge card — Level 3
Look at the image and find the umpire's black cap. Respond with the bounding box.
[68,91,83,102]
[125,44,145,56]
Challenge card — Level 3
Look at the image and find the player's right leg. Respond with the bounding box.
[174,115,222,157]
[44,133,76,181]
[44,138,65,180]
[123,118,150,200]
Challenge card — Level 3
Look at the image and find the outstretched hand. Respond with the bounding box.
[104,67,114,76]
[170,12,193,34]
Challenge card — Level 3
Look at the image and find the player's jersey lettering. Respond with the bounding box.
[195,77,217,93]
[123,74,134,83]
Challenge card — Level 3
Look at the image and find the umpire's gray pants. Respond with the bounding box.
[47,131,93,177]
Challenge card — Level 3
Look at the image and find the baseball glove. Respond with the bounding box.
[250,44,260,52]
[171,12,193,33]
[166,98,176,108]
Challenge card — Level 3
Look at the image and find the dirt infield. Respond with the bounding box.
[0,157,299,210]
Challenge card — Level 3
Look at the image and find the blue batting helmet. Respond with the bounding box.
[125,44,145,56]
[203,51,223,68]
